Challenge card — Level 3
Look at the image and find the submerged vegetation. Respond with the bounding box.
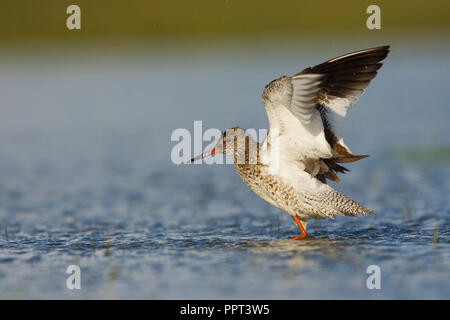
[433,226,440,244]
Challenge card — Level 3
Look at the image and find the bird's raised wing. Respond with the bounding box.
[262,46,389,183]
[296,46,389,117]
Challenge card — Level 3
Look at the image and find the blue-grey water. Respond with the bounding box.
[0,41,449,299]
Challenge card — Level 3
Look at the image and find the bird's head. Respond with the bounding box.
[190,127,255,163]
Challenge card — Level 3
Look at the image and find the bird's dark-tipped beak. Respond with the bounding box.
[190,147,220,163]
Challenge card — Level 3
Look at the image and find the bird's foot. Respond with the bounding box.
[290,233,308,240]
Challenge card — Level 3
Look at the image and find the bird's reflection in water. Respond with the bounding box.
[238,236,346,256]
[232,236,358,281]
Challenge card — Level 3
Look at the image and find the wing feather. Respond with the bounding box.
[262,46,389,184]
[297,45,390,118]
[288,74,323,122]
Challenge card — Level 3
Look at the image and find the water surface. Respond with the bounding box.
[0,43,449,299]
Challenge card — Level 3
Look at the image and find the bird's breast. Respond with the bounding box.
[233,163,304,214]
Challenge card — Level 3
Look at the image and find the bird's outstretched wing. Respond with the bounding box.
[262,46,389,183]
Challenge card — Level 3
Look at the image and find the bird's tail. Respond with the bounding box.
[335,154,369,163]
[302,189,374,218]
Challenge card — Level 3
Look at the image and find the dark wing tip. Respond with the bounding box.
[294,45,390,105]
[327,45,390,63]
[297,45,390,77]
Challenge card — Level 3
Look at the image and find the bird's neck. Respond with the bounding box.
[230,137,261,165]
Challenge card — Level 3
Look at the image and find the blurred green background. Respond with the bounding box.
[1,0,449,46]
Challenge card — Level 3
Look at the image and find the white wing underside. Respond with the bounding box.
[260,46,390,195]
[260,75,351,194]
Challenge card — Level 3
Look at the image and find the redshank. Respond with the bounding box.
[191,46,390,239]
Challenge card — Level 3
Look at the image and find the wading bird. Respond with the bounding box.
[191,46,389,239]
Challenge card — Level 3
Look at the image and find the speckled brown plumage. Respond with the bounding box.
[234,159,372,221]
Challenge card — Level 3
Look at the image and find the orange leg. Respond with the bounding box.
[290,216,308,240]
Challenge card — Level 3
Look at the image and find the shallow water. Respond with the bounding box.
[0,43,449,299]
